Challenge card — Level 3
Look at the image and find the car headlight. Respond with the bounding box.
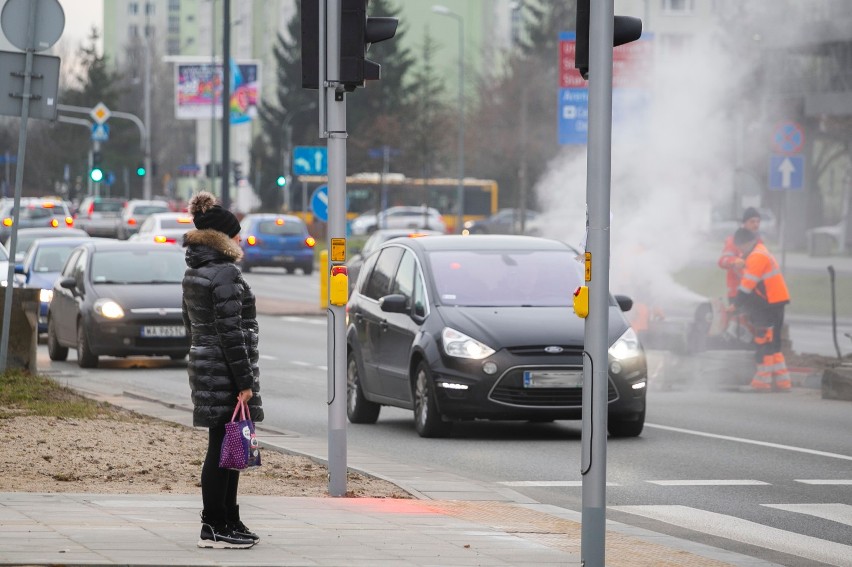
[39,289,53,303]
[442,327,495,360]
[609,327,642,361]
[93,299,125,319]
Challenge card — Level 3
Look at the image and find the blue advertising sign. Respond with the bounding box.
[293,146,328,176]
[768,155,804,191]
[310,184,329,222]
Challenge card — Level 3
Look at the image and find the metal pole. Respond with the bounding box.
[221,0,231,208]
[456,15,464,234]
[143,19,152,200]
[325,0,348,497]
[0,0,39,372]
[380,145,389,228]
[581,0,616,564]
[211,0,217,192]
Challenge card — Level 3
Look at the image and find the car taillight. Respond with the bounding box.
[65,216,74,226]
[50,218,59,227]
[87,202,94,216]
[246,235,257,246]
[154,235,175,244]
[127,218,137,225]
[305,236,316,248]
[2,218,12,227]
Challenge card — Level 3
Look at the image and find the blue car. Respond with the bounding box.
[238,214,316,275]
[15,237,93,332]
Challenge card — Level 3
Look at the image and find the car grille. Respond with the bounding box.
[506,345,584,359]
[489,368,618,408]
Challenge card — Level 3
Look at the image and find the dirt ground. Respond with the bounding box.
[0,409,411,499]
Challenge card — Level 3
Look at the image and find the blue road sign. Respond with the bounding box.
[310,184,329,222]
[769,155,804,191]
[771,121,804,156]
[558,88,589,145]
[91,123,109,142]
[293,146,328,176]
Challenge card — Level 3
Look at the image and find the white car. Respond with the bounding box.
[350,206,446,235]
[129,212,195,245]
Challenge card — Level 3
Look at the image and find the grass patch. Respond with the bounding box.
[0,370,111,420]
[673,266,852,318]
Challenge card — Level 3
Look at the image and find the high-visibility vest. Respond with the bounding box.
[737,242,790,304]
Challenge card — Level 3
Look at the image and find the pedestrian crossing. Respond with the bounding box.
[498,479,852,565]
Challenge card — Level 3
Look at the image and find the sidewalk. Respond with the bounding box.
[0,388,783,567]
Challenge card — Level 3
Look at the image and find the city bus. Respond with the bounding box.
[287,173,498,234]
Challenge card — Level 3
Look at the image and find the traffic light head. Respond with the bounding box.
[90,151,104,183]
[136,163,146,177]
[339,0,398,91]
[276,175,287,187]
[574,0,642,80]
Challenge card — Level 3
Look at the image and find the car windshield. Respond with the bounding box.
[155,217,194,229]
[90,250,186,284]
[93,201,125,213]
[33,244,79,272]
[428,249,582,307]
[256,220,304,235]
[133,205,170,215]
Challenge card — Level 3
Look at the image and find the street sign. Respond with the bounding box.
[0,51,59,120]
[293,146,328,175]
[310,184,329,222]
[770,121,805,155]
[769,155,804,191]
[1,0,64,52]
[90,102,110,125]
[91,123,109,142]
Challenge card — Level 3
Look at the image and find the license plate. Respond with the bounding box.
[141,325,186,338]
[274,255,295,262]
[523,370,583,388]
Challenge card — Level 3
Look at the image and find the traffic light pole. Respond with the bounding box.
[581,0,615,564]
[323,0,348,497]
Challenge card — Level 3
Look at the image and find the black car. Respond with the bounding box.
[347,228,442,291]
[47,240,190,367]
[345,235,647,438]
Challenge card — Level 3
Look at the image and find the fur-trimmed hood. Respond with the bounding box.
[183,228,243,267]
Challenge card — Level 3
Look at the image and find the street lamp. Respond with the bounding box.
[432,5,465,234]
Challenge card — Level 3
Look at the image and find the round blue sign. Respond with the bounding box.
[310,185,329,223]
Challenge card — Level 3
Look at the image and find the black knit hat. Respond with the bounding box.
[742,207,761,223]
[188,191,241,237]
[733,227,758,247]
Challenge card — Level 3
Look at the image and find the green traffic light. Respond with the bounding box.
[276,176,286,187]
[90,168,104,182]
[136,166,146,176]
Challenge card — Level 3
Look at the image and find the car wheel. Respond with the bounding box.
[608,409,645,438]
[413,360,452,438]
[76,321,99,368]
[283,266,293,274]
[347,352,380,424]
[241,262,252,273]
[302,263,314,276]
[47,317,68,361]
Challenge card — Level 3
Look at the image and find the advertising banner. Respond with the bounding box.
[175,60,261,123]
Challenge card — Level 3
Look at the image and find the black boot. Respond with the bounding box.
[227,505,260,543]
[198,511,255,549]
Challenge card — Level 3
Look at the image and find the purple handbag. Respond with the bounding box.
[219,399,261,470]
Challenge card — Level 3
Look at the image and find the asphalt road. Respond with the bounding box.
[41,313,852,567]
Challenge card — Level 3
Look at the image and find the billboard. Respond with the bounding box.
[175,60,261,123]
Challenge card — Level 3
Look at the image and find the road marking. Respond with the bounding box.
[259,354,277,361]
[647,480,769,486]
[280,316,325,326]
[611,505,852,567]
[764,503,852,526]
[499,481,621,487]
[646,423,852,462]
[795,479,852,485]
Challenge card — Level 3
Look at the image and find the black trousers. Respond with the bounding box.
[201,424,240,523]
[751,303,785,362]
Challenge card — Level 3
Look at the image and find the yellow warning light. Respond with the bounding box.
[573,286,589,319]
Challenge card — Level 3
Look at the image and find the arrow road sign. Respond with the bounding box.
[293,146,327,175]
[769,155,804,191]
[310,184,329,222]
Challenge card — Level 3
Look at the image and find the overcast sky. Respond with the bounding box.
[59,0,103,50]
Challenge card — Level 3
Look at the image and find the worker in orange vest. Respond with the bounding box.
[718,207,762,300]
[733,228,791,391]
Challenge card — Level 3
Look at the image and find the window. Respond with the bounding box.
[412,267,427,317]
[364,247,403,301]
[168,0,180,10]
[145,2,156,15]
[128,24,139,38]
[255,219,305,236]
[661,0,694,14]
[62,250,82,278]
[390,250,416,304]
[128,2,139,15]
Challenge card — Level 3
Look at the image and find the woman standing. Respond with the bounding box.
[181,191,263,549]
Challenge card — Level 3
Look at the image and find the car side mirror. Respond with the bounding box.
[379,294,408,314]
[615,294,633,312]
[14,264,24,274]
[59,277,76,290]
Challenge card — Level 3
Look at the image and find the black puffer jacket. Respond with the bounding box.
[182,229,263,427]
